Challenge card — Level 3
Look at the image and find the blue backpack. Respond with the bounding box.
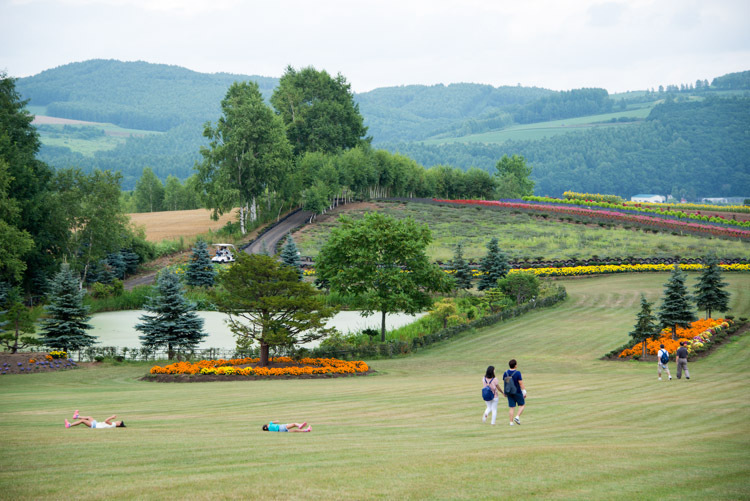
[482,378,495,401]
[660,350,669,365]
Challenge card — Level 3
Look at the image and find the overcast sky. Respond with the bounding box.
[2,0,749,93]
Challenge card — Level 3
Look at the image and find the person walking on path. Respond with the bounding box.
[262,421,312,432]
[657,344,672,381]
[65,410,125,428]
[503,359,527,426]
[481,365,504,425]
[675,341,690,380]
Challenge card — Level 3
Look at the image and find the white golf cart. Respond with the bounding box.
[211,243,237,263]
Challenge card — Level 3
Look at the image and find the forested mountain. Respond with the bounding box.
[17,59,278,131]
[386,96,750,198]
[13,61,750,197]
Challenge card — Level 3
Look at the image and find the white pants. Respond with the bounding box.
[484,397,499,424]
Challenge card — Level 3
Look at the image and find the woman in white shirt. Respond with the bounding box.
[65,410,126,429]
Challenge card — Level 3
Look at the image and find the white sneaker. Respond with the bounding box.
[514,416,521,425]
[509,422,515,426]
[482,415,487,423]
[669,376,672,380]
[658,377,662,381]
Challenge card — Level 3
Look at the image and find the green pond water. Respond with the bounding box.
[88,310,424,349]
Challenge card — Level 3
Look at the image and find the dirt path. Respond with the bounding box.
[244,210,315,255]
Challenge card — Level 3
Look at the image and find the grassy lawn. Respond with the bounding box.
[295,201,750,262]
[1,273,749,499]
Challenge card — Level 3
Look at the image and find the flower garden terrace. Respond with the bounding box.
[432,199,750,240]
[148,356,369,378]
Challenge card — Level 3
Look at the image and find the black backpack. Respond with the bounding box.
[482,377,495,401]
[503,370,518,395]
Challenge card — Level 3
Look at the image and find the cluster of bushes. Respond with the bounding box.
[305,285,567,360]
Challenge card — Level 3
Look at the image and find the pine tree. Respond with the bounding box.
[39,264,96,352]
[280,234,302,280]
[449,242,473,290]
[121,249,140,276]
[185,240,217,287]
[477,237,510,290]
[95,260,115,285]
[136,271,206,359]
[106,251,127,279]
[657,265,697,340]
[694,255,730,319]
[629,295,659,358]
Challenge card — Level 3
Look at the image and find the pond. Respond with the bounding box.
[88,310,424,350]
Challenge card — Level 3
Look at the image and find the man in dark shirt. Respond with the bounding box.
[676,341,690,380]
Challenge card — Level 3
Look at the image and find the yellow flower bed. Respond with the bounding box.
[150,356,369,376]
[619,318,731,358]
[508,263,750,277]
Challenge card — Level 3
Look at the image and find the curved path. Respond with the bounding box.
[244,210,315,255]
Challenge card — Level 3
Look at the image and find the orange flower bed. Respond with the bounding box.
[149,356,369,377]
[619,318,731,358]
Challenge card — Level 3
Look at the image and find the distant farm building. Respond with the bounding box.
[701,197,730,204]
[630,194,666,203]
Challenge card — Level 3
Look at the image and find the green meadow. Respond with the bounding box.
[422,106,655,146]
[1,273,749,499]
[296,202,750,262]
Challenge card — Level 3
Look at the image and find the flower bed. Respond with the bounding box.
[509,263,750,277]
[617,318,733,358]
[524,196,750,228]
[148,356,369,378]
[433,199,750,240]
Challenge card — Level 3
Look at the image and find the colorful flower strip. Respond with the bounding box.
[524,196,750,228]
[150,356,369,376]
[619,318,732,357]
[508,263,750,277]
[433,199,750,239]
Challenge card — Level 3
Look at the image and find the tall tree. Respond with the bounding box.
[280,234,303,280]
[477,237,510,291]
[271,66,369,155]
[629,295,659,359]
[657,265,697,340]
[449,242,473,291]
[694,255,730,319]
[1,73,61,290]
[185,240,216,287]
[39,264,96,352]
[134,167,165,212]
[210,253,336,366]
[136,271,206,359]
[52,168,131,285]
[316,212,452,341]
[197,81,293,234]
[494,154,535,198]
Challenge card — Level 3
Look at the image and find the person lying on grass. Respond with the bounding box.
[262,421,311,432]
[65,410,126,429]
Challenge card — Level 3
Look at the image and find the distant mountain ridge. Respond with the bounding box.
[13,60,750,197]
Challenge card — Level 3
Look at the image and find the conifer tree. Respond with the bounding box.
[136,271,206,359]
[657,265,697,340]
[449,242,473,291]
[106,251,127,279]
[39,264,96,352]
[280,234,302,280]
[477,237,510,290]
[630,295,659,358]
[185,240,216,287]
[694,255,730,319]
[95,260,115,285]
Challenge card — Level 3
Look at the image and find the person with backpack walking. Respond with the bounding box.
[503,359,526,426]
[657,344,672,381]
[481,365,504,425]
[675,341,690,380]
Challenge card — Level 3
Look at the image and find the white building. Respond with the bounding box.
[630,194,666,203]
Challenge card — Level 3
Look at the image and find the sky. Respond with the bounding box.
[2,0,749,94]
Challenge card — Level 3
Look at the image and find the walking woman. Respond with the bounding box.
[482,366,504,425]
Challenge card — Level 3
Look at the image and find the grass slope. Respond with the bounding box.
[1,274,748,499]
[295,201,750,262]
[422,106,654,146]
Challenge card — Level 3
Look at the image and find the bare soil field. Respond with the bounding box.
[32,115,99,126]
[128,208,239,242]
